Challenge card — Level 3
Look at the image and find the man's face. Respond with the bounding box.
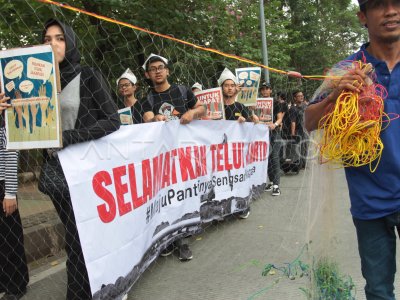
[260,87,272,97]
[222,80,237,98]
[145,61,169,85]
[294,92,304,104]
[358,0,400,44]
[118,78,136,97]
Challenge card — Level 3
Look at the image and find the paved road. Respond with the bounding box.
[17,165,400,300]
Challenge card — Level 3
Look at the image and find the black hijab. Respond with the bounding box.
[42,19,81,89]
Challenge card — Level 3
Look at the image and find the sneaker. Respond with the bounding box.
[272,185,281,196]
[238,209,250,219]
[160,244,174,257]
[264,182,273,192]
[178,244,193,261]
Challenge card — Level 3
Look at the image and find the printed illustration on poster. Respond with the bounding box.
[0,44,61,149]
[235,67,261,107]
[194,87,225,120]
[254,97,273,123]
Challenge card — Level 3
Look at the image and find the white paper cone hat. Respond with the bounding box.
[142,53,169,70]
[191,82,203,91]
[217,67,238,86]
[116,68,137,86]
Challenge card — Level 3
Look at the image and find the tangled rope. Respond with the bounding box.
[317,60,388,172]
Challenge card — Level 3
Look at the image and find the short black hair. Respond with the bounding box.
[260,81,272,89]
[292,90,302,97]
[277,92,286,100]
[146,56,168,71]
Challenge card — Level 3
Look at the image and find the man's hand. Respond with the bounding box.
[0,93,11,112]
[305,64,372,132]
[268,123,277,130]
[3,197,17,217]
[180,110,194,124]
[251,114,259,124]
[154,114,167,122]
[327,66,370,104]
[237,116,246,123]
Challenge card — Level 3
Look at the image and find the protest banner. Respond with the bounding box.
[58,120,269,299]
[254,97,274,123]
[235,67,261,107]
[194,87,225,120]
[0,44,61,149]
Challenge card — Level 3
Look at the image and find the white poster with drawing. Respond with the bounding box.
[0,44,61,149]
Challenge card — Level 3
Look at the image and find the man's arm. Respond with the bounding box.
[180,101,206,124]
[243,105,258,124]
[304,97,335,131]
[268,111,284,130]
[250,113,259,124]
[143,111,166,122]
[291,121,296,136]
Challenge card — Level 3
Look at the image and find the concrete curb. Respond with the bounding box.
[22,210,64,263]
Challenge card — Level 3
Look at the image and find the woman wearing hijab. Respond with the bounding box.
[39,19,120,299]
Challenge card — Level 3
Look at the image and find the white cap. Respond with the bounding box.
[142,53,169,70]
[116,68,137,86]
[217,68,238,86]
[191,82,203,91]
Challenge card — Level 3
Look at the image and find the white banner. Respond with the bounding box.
[58,120,269,299]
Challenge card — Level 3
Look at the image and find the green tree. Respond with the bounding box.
[0,0,367,94]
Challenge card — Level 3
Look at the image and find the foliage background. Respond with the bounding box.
[0,0,367,103]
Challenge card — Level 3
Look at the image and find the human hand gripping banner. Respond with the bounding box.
[58,120,269,299]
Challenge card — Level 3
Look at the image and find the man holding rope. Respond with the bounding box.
[306,1,400,299]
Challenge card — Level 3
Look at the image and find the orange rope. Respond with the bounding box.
[36,0,336,80]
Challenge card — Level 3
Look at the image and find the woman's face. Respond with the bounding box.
[44,24,66,64]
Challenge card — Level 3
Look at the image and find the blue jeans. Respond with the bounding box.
[353,212,400,300]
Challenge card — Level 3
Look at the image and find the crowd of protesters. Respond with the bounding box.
[0,18,309,300]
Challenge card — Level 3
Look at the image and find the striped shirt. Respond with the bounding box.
[0,126,18,198]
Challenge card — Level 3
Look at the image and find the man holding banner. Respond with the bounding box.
[141,54,206,261]
[142,54,206,124]
[218,68,259,219]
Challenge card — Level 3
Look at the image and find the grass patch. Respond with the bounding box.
[311,258,356,300]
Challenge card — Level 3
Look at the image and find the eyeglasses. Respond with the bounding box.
[148,65,167,73]
[118,83,133,89]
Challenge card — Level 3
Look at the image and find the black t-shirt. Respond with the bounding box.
[131,100,144,124]
[224,102,251,121]
[282,104,306,137]
[289,104,306,136]
[273,100,288,123]
[142,84,197,121]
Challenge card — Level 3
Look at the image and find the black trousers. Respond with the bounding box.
[40,159,91,300]
[0,180,29,294]
[268,130,283,185]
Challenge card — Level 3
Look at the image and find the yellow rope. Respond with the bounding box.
[317,61,386,172]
